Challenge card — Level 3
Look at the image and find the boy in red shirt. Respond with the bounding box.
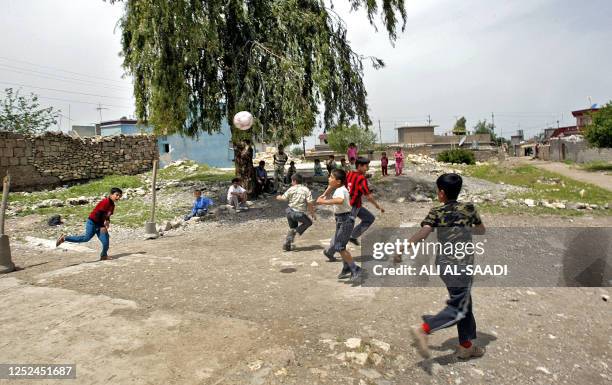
[56,187,122,260]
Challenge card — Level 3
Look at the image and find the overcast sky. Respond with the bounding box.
[1,0,611,145]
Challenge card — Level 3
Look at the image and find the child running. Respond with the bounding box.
[408,173,486,360]
[316,169,361,281]
[56,187,122,261]
[276,173,316,251]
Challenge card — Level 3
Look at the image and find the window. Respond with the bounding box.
[163,144,170,153]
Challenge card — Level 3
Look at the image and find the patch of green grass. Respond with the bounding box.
[464,164,611,205]
[579,161,612,172]
[157,160,234,183]
[9,175,145,206]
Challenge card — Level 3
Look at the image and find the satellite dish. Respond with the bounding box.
[458,136,466,146]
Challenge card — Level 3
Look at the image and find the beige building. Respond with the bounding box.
[396,125,493,148]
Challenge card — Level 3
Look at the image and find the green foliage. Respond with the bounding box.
[290,147,304,157]
[437,148,475,165]
[580,161,612,172]
[465,164,612,206]
[452,116,467,135]
[0,88,59,134]
[584,101,612,148]
[326,124,377,153]
[114,0,406,141]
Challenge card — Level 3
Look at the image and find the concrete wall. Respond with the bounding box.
[549,139,612,163]
[0,131,158,191]
[397,126,435,145]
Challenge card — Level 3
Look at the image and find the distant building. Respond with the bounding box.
[98,117,234,168]
[395,125,493,149]
[70,125,99,138]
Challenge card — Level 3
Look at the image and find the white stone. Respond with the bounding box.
[524,199,536,207]
[370,339,390,353]
[358,368,382,379]
[345,352,368,365]
[345,338,362,349]
[536,366,551,375]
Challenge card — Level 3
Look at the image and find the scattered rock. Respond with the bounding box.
[345,338,362,349]
[359,368,382,380]
[602,294,609,302]
[536,366,551,375]
[370,339,390,353]
[310,261,319,267]
[344,352,368,365]
[523,198,536,207]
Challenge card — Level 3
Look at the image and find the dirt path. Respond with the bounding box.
[1,202,611,384]
[521,158,612,191]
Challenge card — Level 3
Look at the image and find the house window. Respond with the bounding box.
[163,144,170,153]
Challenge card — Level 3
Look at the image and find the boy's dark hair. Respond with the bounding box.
[291,173,303,184]
[436,173,463,200]
[314,159,320,163]
[349,142,355,147]
[259,160,265,166]
[194,189,202,193]
[289,161,295,165]
[331,168,347,184]
[231,177,241,183]
[355,157,370,166]
[328,155,335,159]
[110,187,123,195]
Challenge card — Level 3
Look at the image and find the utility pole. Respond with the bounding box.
[427,114,432,126]
[68,104,71,132]
[378,120,382,145]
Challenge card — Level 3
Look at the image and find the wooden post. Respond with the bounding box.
[144,160,159,239]
[150,160,158,223]
[0,173,15,273]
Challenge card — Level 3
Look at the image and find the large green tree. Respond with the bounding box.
[584,102,612,148]
[327,123,376,153]
[452,116,467,135]
[111,0,406,192]
[0,88,59,134]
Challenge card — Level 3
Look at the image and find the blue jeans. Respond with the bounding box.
[184,209,208,221]
[350,206,375,239]
[65,219,109,258]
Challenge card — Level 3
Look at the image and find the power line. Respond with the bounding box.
[0,56,130,85]
[0,64,131,91]
[0,90,133,109]
[0,80,133,101]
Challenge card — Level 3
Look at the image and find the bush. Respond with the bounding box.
[584,101,612,148]
[437,149,476,165]
[290,147,304,156]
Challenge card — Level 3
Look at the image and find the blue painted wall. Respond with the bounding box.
[100,121,234,168]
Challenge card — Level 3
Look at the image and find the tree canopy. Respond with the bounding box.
[0,88,59,134]
[327,123,377,153]
[584,102,612,148]
[113,0,406,140]
[452,116,467,135]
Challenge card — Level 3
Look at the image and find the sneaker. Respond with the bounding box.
[55,235,65,247]
[349,238,360,246]
[323,249,337,262]
[337,265,351,279]
[283,242,292,252]
[349,266,362,282]
[456,345,485,360]
[410,326,431,359]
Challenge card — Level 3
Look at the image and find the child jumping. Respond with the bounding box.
[56,187,122,261]
[316,169,361,282]
[408,173,486,360]
[380,152,389,176]
[276,173,316,251]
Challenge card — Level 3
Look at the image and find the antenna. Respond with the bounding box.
[96,102,109,122]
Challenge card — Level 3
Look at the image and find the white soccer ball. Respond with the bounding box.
[233,111,254,130]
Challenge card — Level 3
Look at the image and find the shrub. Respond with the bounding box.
[437,148,476,165]
[290,147,304,156]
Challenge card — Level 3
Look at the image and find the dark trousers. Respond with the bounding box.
[381,165,388,176]
[423,273,477,344]
[286,208,312,243]
[350,206,375,239]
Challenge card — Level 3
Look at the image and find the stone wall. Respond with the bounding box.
[548,139,612,163]
[0,131,158,191]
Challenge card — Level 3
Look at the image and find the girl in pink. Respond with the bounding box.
[394,147,404,175]
[347,143,358,162]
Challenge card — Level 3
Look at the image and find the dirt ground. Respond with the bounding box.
[518,158,612,192]
[1,175,611,385]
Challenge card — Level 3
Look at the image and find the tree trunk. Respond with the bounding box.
[233,140,255,196]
